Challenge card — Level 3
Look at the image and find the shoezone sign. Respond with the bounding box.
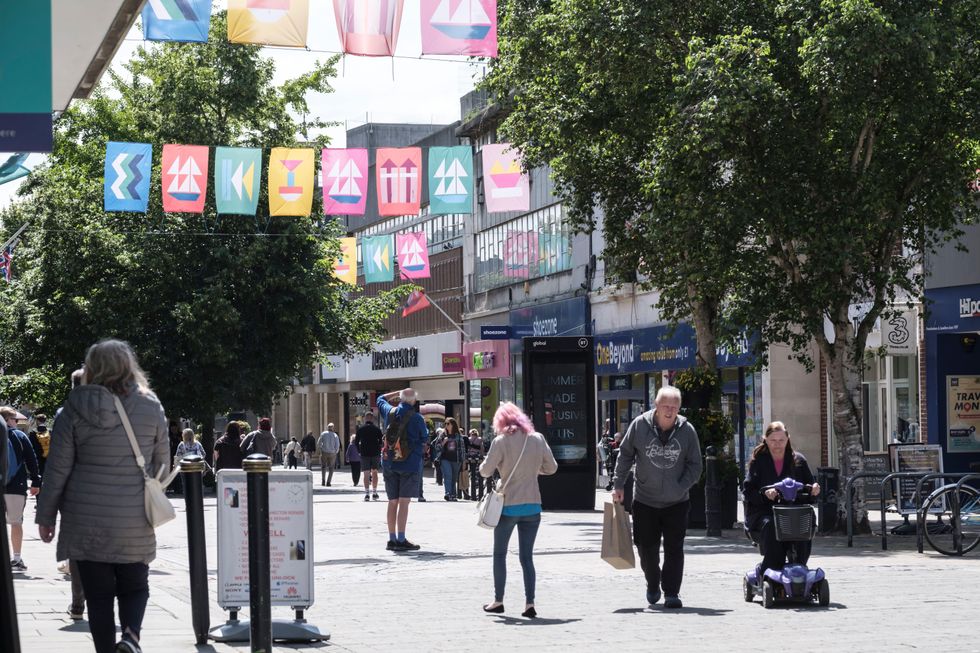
[216,470,314,608]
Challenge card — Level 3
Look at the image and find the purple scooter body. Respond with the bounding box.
[743,479,830,607]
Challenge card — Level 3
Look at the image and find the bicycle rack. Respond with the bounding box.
[846,472,935,549]
[951,474,980,555]
[914,473,975,553]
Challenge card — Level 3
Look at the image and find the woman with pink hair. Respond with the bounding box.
[479,401,558,618]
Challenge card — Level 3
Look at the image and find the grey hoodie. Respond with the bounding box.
[612,411,703,509]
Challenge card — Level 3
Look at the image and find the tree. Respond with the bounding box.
[487,0,980,522]
[0,13,409,450]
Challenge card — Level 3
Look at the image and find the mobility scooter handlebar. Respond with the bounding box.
[763,477,814,503]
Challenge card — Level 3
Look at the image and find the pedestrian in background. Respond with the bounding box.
[355,412,383,501]
[241,417,277,459]
[284,437,301,469]
[317,425,340,486]
[28,414,51,477]
[480,402,557,618]
[2,406,42,572]
[36,339,169,653]
[436,417,464,501]
[612,386,702,609]
[345,435,361,486]
[213,422,244,472]
[301,431,317,470]
[174,428,204,467]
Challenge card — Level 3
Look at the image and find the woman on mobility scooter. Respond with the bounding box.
[743,421,820,571]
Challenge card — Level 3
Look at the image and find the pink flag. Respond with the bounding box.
[396,232,430,279]
[322,148,368,215]
[334,0,404,56]
[420,0,497,57]
[377,147,422,216]
[162,144,209,213]
[482,143,529,213]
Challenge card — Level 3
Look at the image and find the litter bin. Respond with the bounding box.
[816,467,839,533]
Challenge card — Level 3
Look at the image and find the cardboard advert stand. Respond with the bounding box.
[210,469,327,642]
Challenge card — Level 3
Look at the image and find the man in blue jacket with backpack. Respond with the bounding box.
[2,406,41,572]
[377,388,428,552]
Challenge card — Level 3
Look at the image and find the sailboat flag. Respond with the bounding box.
[396,232,430,279]
[323,148,368,215]
[420,0,497,57]
[428,146,473,215]
[162,144,209,213]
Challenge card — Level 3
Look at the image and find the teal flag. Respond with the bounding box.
[0,0,53,151]
[363,235,394,283]
[215,147,261,215]
[428,146,473,215]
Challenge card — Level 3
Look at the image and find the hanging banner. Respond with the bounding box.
[161,144,209,213]
[268,147,314,216]
[377,147,422,216]
[228,0,309,47]
[142,0,212,42]
[482,143,529,213]
[396,232,430,280]
[215,146,261,215]
[947,376,980,453]
[420,0,497,57]
[322,148,368,216]
[503,230,538,278]
[333,0,405,56]
[402,289,431,317]
[363,235,394,283]
[0,0,52,152]
[334,237,358,285]
[104,142,153,213]
[428,146,473,215]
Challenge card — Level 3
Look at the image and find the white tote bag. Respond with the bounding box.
[114,396,179,528]
[477,433,529,529]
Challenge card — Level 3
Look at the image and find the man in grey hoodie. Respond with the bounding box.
[612,385,702,609]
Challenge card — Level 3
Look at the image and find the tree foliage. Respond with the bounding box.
[0,13,408,442]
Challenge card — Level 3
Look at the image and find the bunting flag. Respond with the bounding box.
[215,146,262,215]
[268,147,314,216]
[503,230,538,278]
[228,0,309,47]
[334,0,404,56]
[0,245,12,282]
[420,0,497,57]
[161,144,209,213]
[104,142,152,213]
[322,148,368,216]
[334,237,358,284]
[363,235,394,283]
[142,0,212,42]
[402,289,431,317]
[482,143,529,213]
[428,146,472,215]
[377,147,422,216]
[396,232,430,279]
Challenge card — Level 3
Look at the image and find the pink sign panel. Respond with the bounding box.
[420,0,497,57]
[442,352,463,373]
[161,144,209,213]
[482,143,529,213]
[322,148,368,215]
[377,147,422,216]
[334,0,404,56]
[396,232,430,279]
[463,339,511,380]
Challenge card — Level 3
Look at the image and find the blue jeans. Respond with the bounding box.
[493,513,541,603]
[441,459,460,497]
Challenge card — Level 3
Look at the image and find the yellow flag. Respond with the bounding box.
[335,237,357,285]
[268,147,314,216]
[228,0,309,47]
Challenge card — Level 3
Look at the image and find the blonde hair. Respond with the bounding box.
[182,428,196,443]
[84,339,151,396]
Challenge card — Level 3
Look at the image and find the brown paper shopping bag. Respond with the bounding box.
[601,501,636,569]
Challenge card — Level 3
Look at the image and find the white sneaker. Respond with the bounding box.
[57,560,70,575]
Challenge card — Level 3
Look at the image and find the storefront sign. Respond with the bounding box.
[463,339,511,380]
[594,324,757,375]
[961,297,980,318]
[372,347,418,370]
[889,444,944,515]
[480,325,511,340]
[509,297,588,348]
[609,375,632,391]
[0,1,53,152]
[216,470,314,608]
[925,285,980,332]
[882,311,917,355]
[946,376,980,453]
[441,352,463,373]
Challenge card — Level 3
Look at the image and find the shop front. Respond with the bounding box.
[462,338,511,438]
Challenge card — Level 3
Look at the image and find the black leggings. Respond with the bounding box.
[350,461,361,485]
[757,516,812,571]
[75,560,149,653]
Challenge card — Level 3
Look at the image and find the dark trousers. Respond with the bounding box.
[349,461,361,486]
[69,559,86,612]
[75,560,149,653]
[757,516,811,571]
[632,499,689,597]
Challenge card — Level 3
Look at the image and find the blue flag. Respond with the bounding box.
[104,142,152,213]
[428,146,473,215]
[215,147,262,215]
[142,0,212,42]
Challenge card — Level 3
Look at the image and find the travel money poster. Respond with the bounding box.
[947,376,980,453]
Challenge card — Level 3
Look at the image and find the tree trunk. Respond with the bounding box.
[689,295,718,371]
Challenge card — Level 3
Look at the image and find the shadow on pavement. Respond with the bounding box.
[614,606,732,616]
[490,616,582,626]
[58,622,90,632]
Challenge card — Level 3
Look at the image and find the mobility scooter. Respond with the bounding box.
[743,478,829,608]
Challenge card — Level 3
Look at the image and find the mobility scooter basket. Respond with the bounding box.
[772,505,816,542]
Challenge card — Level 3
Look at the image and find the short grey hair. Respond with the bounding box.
[655,385,682,405]
[399,388,418,404]
[84,339,151,396]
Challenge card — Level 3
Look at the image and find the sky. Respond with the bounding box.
[0,1,484,210]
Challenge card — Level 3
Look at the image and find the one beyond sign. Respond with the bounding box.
[216,470,314,608]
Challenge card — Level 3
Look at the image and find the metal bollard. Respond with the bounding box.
[180,454,210,645]
[244,454,273,653]
[704,445,722,537]
[0,501,20,653]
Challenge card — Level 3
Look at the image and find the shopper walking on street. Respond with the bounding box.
[174,428,204,466]
[612,386,702,609]
[317,424,340,486]
[355,412,383,501]
[479,402,557,618]
[2,406,42,572]
[36,339,169,653]
[241,417,277,458]
[284,437,301,469]
[345,435,361,486]
[301,431,317,470]
[377,389,427,551]
[436,417,465,501]
[213,422,244,472]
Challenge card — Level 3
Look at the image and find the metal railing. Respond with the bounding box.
[913,473,974,553]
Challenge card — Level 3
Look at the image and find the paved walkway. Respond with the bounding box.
[11,473,980,652]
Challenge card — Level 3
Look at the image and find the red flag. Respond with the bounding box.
[402,289,431,317]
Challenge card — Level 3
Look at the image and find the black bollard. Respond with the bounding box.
[704,445,723,537]
[244,454,273,653]
[181,454,210,645]
[0,501,20,653]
